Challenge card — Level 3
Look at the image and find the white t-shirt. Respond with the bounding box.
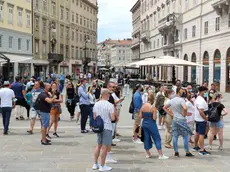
[194,96,208,122]
[0,88,15,107]
[186,101,195,122]
[112,93,121,107]
[88,93,96,105]
[142,92,148,104]
[93,100,114,131]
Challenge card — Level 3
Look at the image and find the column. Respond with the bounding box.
[14,62,18,79]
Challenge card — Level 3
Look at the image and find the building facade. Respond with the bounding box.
[33,0,98,79]
[0,0,32,80]
[134,0,230,92]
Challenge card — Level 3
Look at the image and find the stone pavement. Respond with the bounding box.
[1,93,230,172]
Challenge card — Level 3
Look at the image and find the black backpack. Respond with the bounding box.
[129,97,134,113]
[208,103,221,122]
[34,93,43,111]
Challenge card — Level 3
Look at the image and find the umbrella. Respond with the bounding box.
[125,58,154,68]
[139,56,203,67]
[99,67,109,71]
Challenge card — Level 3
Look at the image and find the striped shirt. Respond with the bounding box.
[93,100,114,131]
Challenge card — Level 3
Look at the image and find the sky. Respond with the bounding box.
[97,0,137,43]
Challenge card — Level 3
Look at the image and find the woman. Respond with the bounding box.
[88,86,96,130]
[208,94,228,150]
[47,82,63,138]
[140,93,169,160]
[186,93,195,144]
[66,81,76,120]
[155,86,165,130]
[164,89,174,149]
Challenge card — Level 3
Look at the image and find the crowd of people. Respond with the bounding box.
[0,74,228,171]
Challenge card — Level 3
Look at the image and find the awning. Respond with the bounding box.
[0,53,32,64]
[32,59,49,65]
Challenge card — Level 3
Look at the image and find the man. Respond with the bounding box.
[202,82,209,102]
[27,81,44,134]
[193,86,211,155]
[163,87,194,157]
[78,79,91,133]
[186,84,193,93]
[11,76,30,120]
[37,84,56,145]
[92,89,115,171]
[0,81,15,135]
[133,84,143,144]
[26,78,35,91]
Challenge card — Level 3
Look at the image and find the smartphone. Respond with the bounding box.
[13,98,17,102]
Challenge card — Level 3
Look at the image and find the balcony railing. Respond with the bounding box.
[48,53,64,62]
[131,39,140,49]
[141,31,150,43]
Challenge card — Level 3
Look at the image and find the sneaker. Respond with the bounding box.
[159,155,169,160]
[199,149,211,156]
[27,130,33,135]
[192,146,201,152]
[99,165,112,171]
[92,163,100,170]
[46,134,51,139]
[146,155,153,158]
[20,116,25,120]
[53,132,60,137]
[81,130,88,133]
[41,141,51,145]
[218,145,223,150]
[112,138,121,142]
[185,152,194,157]
[105,157,117,164]
[174,152,179,157]
[134,138,143,144]
[15,117,19,120]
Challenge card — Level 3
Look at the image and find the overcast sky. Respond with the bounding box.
[97,0,137,42]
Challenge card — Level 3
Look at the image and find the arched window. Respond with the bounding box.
[183,54,188,82]
[203,51,209,83]
[191,53,196,82]
[213,49,221,84]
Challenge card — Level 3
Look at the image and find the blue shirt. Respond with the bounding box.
[26,92,31,105]
[60,74,65,81]
[11,82,25,100]
[31,88,44,107]
[78,85,90,105]
[133,90,143,113]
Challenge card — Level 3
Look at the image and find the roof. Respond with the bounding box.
[130,0,141,12]
[98,39,132,46]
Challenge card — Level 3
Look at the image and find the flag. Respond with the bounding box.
[102,42,106,49]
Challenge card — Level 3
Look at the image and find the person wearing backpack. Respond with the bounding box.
[208,94,228,150]
[92,89,115,171]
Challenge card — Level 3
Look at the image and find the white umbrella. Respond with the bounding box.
[139,56,203,67]
[99,67,109,71]
[125,58,154,67]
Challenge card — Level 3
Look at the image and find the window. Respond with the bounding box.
[26,13,30,28]
[66,9,69,21]
[42,19,46,33]
[185,0,189,11]
[18,9,22,26]
[215,17,220,31]
[35,0,39,9]
[60,7,64,20]
[87,19,89,28]
[42,41,46,54]
[93,21,95,30]
[72,12,74,22]
[0,3,3,21]
[52,2,56,16]
[90,20,92,29]
[76,31,78,42]
[204,21,208,34]
[84,18,86,26]
[35,39,39,54]
[192,25,196,37]
[76,47,78,58]
[9,36,13,48]
[184,28,187,40]
[8,6,13,24]
[157,39,159,47]
[18,38,22,50]
[27,40,30,51]
[84,4,86,10]
[60,25,64,37]
[80,33,82,42]
[193,0,197,6]
[76,13,78,23]
[87,6,89,12]
[76,0,78,6]
[43,0,47,11]
[35,17,39,29]
[80,16,82,25]
[66,27,69,39]
[72,46,74,58]
[72,30,74,41]
[80,0,82,7]
[0,35,2,47]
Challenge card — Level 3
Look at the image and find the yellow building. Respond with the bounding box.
[0,0,32,80]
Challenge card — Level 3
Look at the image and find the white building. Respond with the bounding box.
[131,0,230,92]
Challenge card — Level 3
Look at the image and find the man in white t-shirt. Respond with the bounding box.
[193,86,210,156]
[0,81,15,135]
[92,89,115,171]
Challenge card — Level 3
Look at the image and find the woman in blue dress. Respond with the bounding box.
[140,93,169,160]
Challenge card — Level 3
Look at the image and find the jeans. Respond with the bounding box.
[173,134,189,153]
[89,104,94,127]
[80,104,90,130]
[2,107,12,133]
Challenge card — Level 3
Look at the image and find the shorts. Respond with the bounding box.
[187,121,195,132]
[97,129,112,146]
[50,107,61,116]
[40,112,50,128]
[75,103,81,113]
[134,112,141,125]
[111,123,116,137]
[30,108,40,119]
[195,121,207,135]
[209,120,224,128]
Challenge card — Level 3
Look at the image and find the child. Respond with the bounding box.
[26,88,32,119]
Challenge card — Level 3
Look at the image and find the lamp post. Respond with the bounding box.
[83,35,91,74]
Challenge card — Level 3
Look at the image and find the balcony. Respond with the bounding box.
[158,13,179,35]
[141,31,150,43]
[131,39,140,49]
[48,53,64,63]
[212,0,230,16]
[83,57,91,65]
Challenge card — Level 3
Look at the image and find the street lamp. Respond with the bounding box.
[83,35,91,74]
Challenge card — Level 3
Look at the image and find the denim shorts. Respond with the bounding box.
[40,112,50,128]
[195,121,207,135]
[30,108,40,119]
[209,120,224,128]
[97,129,112,146]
